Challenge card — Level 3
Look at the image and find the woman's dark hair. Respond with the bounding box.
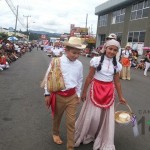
[97,52,105,71]
[97,52,117,74]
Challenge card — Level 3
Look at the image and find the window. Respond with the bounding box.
[131,0,150,20]
[133,32,139,42]
[112,8,125,24]
[128,32,133,42]
[128,31,145,43]
[100,34,106,45]
[139,32,145,42]
[116,32,123,43]
[99,14,108,27]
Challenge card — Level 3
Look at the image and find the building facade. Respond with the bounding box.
[95,0,150,49]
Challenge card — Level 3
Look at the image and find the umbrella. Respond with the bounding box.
[143,47,150,50]
[7,36,18,41]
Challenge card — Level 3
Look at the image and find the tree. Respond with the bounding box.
[0,32,8,40]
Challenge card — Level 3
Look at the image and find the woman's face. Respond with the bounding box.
[66,48,81,61]
[126,46,131,50]
[105,45,118,58]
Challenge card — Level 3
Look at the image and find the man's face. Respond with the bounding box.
[66,48,81,61]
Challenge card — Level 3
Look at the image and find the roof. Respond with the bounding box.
[95,0,142,15]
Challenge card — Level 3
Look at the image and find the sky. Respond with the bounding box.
[0,0,108,34]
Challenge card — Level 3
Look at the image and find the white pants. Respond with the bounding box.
[0,62,9,69]
[144,62,150,76]
[0,64,6,69]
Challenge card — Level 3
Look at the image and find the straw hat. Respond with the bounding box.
[125,43,132,49]
[115,103,132,125]
[106,33,117,40]
[115,111,131,124]
[64,37,86,50]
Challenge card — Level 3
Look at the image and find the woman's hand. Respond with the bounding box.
[119,97,127,104]
[81,92,86,101]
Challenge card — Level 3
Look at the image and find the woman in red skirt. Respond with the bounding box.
[75,39,127,150]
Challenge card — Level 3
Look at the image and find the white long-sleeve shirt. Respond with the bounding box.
[44,54,83,97]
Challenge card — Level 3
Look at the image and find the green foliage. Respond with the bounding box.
[29,33,40,40]
[0,32,8,40]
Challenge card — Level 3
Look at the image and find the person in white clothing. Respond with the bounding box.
[74,39,127,150]
[144,51,150,76]
[120,44,132,80]
[43,37,86,150]
[51,46,63,57]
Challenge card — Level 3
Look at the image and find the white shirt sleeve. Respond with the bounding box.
[75,64,83,97]
[90,56,100,68]
[44,63,52,95]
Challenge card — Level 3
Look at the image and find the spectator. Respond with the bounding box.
[144,51,150,76]
[120,43,132,80]
[0,51,9,70]
[135,59,145,70]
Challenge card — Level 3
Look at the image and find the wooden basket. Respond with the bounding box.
[115,102,133,124]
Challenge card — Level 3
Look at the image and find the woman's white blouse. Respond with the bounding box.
[90,56,122,82]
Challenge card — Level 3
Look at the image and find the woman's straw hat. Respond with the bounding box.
[64,37,86,50]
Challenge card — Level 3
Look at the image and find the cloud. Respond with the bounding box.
[0,0,108,34]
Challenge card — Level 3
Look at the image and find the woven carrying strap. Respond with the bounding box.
[47,58,65,92]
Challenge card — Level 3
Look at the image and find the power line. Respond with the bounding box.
[5,0,26,29]
[14,5,19,35]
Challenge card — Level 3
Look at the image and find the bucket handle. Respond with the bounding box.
[115,102,133,114]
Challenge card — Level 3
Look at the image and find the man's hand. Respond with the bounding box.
[45,96,50,107]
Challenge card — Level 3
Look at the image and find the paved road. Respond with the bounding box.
[0,49,150,150]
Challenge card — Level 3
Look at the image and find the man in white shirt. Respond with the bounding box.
[44,37,86,150]
[51,46,63,57]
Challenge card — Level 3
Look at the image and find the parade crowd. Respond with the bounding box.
[0,40,34,71]
[41,43,65,57]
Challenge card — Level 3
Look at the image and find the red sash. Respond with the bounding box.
[47,88,76,117]
[90,79,114,109]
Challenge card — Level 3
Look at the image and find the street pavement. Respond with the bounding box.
[0,48,150,150]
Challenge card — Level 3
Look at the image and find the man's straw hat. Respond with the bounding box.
[64,37,86,50]
[125,43,132,48]
[106,33,117,40]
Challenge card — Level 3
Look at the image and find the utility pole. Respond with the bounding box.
[5,0,25,28]
[84,14,88,44]
[91,24,93,36]
[23,15,31,41]
[14,5,19,35]
[85,14,88,28]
